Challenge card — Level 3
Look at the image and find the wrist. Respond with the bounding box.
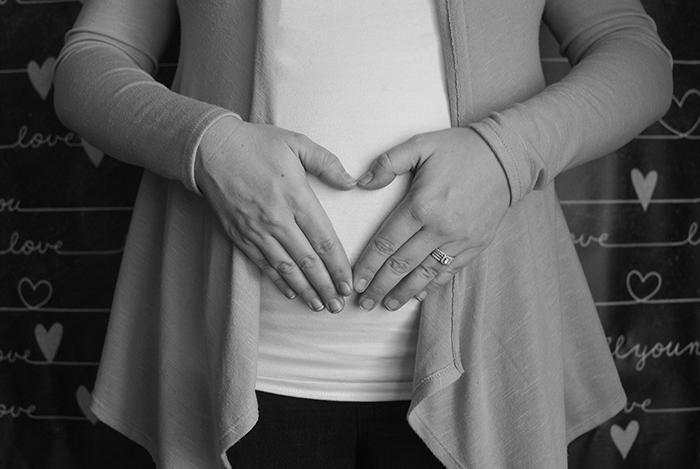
[195,115,244,193]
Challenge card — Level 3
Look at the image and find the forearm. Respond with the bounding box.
[470,1,673,205]
[54,28,238,194]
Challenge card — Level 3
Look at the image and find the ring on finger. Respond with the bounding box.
[430,247,455,266]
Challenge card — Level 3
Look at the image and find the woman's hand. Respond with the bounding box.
[196,118,356,313]
[352,128,510,311]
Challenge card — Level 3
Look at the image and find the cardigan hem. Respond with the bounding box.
[565,392,627,444]
[91,398,158,468]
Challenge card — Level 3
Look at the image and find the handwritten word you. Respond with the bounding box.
[0,198,20,213]
[609,335,700,372]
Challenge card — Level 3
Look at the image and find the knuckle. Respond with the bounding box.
[370,236,396,256]
[406,198,433,223]
[375,152,393,171]
[285,195,302,214]
[408,134,426,149]
[320,151,337,168]
[226,225,245,244]
[312,237,337,256]
[298,286,317,301]
[259,210,286,228]
[364,282,387,299]
[255,257,273,270]
[291,132,310,144]
[316,285,338,301]
[416,263,440,279]
[275,261,297,274]
[296,253,322,270]
[327,265,347,281]
[385,256,413,275]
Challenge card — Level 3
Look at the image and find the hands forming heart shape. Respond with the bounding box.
[197,119,510,314]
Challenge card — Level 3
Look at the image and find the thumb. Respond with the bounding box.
[296,137,356,190]
[357,140,423,190]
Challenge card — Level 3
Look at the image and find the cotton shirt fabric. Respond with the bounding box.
[257,0,450,402]
[53,0,674,468]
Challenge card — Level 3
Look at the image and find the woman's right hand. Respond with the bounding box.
[195,117,356,313]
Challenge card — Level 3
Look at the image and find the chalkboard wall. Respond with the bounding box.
[1,0,698,467]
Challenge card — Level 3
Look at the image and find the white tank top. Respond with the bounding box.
[257,0,451,401]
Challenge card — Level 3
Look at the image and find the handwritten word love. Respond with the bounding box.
[0,125,82,151]
[623,399,652,414]
[0,231,63,255]
[0,349,31,364]
[609,335,700,372]
[572,222,700,249]
[0,0,83,6]
[0,403,36,419]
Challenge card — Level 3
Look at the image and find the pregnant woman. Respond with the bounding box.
[54,0,672,467]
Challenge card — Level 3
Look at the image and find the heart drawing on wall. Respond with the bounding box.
[81,139,105,167]
[27,57,56,100]
[18,278,53,310]
[610,420,640,460]
[76,386,98,425]
[659,89,700,138]
[626,270,662,302]
[630,169,658,212]
[34,323,63,362]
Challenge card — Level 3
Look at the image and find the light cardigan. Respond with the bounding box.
[54,0,673,467]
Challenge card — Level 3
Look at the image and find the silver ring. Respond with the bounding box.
[430,248,455,266]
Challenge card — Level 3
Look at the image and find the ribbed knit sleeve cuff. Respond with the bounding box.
[470,119,520,207]
[182,108,242,195]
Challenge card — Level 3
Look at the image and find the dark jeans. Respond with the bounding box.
[226,391,446,469]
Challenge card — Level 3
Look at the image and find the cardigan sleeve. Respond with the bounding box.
[469,0,673,206]
[53,0,240,194]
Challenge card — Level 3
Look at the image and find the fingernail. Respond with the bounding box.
[343,174,357,186]
[309,298,325,312]
[327,299,343,314]
[358,172,373,187]
[360,298,375,311]
[285,289,298,300]
[339,282,352,296]
[385,299,400,311]
[415,291,427,302]
[355,278,367,293]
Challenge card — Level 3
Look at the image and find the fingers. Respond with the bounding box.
[198,124,357,313]
[239,218,349,313]
[400,246,479,306]
[289,189,354,311]
[265,233,347,314]
[358,136,428,190]
[352,200,429,309]
[236,240,298,301]
[293,135,357,190]
[355,231,439,311]
[358,240,479,312]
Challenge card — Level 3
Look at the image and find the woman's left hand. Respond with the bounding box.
[352,127,510,311]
